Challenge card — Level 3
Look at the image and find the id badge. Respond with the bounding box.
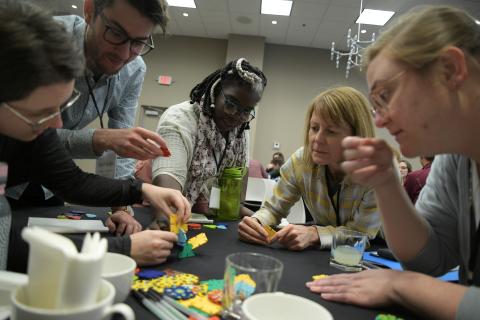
[209,186,220,209]
[95,150,116,178]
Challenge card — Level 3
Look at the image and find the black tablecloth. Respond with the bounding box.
[8,206,417,320]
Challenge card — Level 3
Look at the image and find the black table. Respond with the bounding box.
[9,206,417,320]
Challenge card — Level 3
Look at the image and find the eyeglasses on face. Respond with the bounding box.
[99,12,155,56]
[220,86,256,122]
[2,88,81,130]
[369,70,407,118]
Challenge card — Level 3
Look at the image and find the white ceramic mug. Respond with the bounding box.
[241,292,333,320]
[0,271,28,318]
[101,252,136,303]
[11,279,134,320]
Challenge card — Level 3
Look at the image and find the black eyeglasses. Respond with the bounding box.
[99,12,155,56]
[220,87,256,122]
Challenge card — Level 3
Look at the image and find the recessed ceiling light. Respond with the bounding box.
[272,20,278,25]
[71,4,77,9]
[356,9,395,26]
[167,0,196,8]
[476,19,480,25]
[361,29,366,34]
[182,12,189,17]
[261,0,292,16]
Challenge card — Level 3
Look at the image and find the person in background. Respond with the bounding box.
[267,158,282,180]
[307,6,480,319]
[0,1,190,268]
[266,152,284,176]
[138,58,267,218]
[7,0,172,237]
[404,156,434,204]
[238,87,381,251]
[398,158,412,184]
[248,159,268,179]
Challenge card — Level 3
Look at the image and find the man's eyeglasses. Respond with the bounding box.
[220,87,256,122]
[1,89,81,130]
[369,70,407,118]
[99,12,154,56]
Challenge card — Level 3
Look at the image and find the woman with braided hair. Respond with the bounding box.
[144,58,267,216]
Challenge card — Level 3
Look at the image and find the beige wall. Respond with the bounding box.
[140,35,227,109]
[254,44,366,165]
[76,35,420,173]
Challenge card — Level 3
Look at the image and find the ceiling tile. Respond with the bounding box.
[294,0,330,4]
[286,18,321,47]
[200,12,231,38]
[169,7,207,37]
[260,15,290,44]
[292,2,328,19]
[231,13,260,36]
[195,0,228,13]
[364,0,405,11]
[323,4,361,22]
[228,0,261,14]
[330,0,363,7]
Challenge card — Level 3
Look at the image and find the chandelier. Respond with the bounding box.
[330,0,376,78]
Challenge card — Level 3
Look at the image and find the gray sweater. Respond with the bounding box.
[402,154,480,319]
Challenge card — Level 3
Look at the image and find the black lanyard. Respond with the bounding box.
[85,76,111,129]
[325,167,342,226]
[469,194,480,284]
[212,138,229,174]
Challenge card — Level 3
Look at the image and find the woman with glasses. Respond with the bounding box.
[238,87,381,251]
[136,58,266,217]
[307,6,480,319]
[0,1,190,269]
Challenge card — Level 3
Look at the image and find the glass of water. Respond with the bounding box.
[222,252,283,316]
[330,227,367,272]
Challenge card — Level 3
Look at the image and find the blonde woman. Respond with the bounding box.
[308,6,480,319]
[238,87,381,250]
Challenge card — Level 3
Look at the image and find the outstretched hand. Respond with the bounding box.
[142,183,191,223]
[93,127,170,160]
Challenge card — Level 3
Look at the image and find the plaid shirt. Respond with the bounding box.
[253,147,381,249]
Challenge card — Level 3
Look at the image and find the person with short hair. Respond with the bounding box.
[7,0,172,236]
[307,6,480,319]
[238,87,381,250]
[0,1,190,268]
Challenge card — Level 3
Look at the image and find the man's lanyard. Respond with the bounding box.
[85,76,111,129]
[325,167,342,226]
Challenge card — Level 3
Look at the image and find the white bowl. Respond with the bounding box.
[242,292,333,320]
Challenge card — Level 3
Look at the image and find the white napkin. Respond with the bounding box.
[22,227,107,310]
